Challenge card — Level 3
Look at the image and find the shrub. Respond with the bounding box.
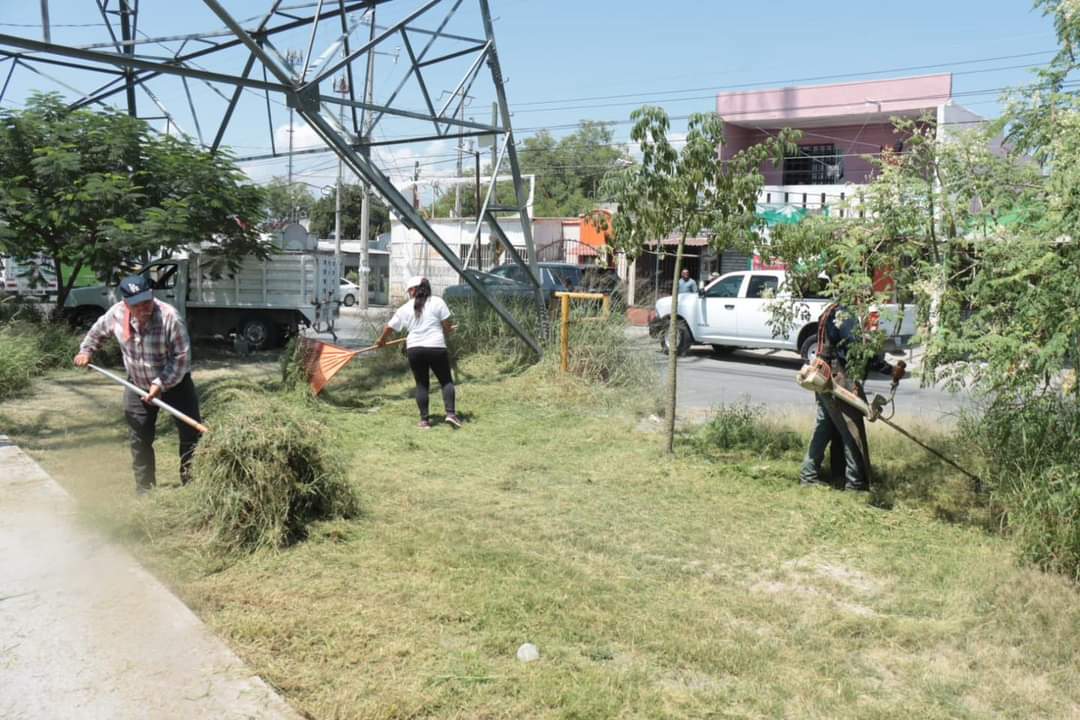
[0,297,44,323]
[690,401,804,460]
[0,313,122,401]
[188,390,359,553]
[0,322,42,400]
[962,396,1080,581]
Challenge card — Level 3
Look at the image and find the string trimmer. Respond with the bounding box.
[803,360,983,491]
[799,358,984,492]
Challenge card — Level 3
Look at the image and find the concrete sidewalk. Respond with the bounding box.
[0,435,300,720]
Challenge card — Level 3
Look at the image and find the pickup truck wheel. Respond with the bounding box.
[799,336,819,365]
[240,316,277,350]
[660,318,692,356]
[342,293,356,307]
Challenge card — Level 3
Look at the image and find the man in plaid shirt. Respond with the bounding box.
[74,274,202,494]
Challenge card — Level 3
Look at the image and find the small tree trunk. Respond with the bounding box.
[52,252,83,321]
[665,232,688,453]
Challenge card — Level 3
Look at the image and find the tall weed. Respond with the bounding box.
[962,396,1080,580]
[0,323,42,400]
[446,296,546,367]
[689,401,803,460]
[543,307,654,389]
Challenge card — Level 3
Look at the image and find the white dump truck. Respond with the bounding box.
[64,229,340,349]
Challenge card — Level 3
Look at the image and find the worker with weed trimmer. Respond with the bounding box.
[73,274,203,494]
[798,302,896,491]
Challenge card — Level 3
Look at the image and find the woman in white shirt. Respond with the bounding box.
[376,276,462,430]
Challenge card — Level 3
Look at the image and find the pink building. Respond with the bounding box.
[717,73,983,214]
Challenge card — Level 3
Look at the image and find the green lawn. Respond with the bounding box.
[2,352,1078,719]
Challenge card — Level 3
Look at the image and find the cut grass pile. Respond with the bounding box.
[188,387,360,553]
[3,350,1080,719]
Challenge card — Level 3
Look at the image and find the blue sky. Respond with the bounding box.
[492,0,1057,138]
[0,1,1060,191]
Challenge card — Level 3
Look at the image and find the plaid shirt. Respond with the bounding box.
[80,300,191,390]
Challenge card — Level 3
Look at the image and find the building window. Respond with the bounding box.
[782,144,843,185]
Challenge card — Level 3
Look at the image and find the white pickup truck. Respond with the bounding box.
[651,270,916,362]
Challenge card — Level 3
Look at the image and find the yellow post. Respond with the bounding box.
[601,294,611,319]
[560,292,571,372]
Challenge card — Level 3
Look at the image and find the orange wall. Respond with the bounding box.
[580,210,611,248]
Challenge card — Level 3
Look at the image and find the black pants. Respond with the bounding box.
[123,373,202,489]
[406,347,455,420]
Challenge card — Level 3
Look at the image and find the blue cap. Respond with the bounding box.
[119,275,153,305]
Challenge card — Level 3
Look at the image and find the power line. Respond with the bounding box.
[512,49,1055,109]
[512,61,1052,116]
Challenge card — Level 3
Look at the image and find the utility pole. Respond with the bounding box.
[472,138,481,269]
[285,49,303,221]
[39,0,51,42]
[358,10,376,310]
[333,75,348,264]
[454,100,468,218]
[454,103,464,218]
[412,162,421,209]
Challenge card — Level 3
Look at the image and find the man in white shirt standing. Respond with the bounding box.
[677,268,698,294]
[376,275,462,430]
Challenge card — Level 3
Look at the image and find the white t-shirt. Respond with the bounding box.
[388,295,452,349]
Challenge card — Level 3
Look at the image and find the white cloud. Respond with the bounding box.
[273,120,328,154]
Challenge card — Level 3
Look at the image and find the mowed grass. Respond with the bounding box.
[2,352,1079,719]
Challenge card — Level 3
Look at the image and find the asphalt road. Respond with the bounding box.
[325,306,393,348]
[643,338,969,425]
[326,308,968,424]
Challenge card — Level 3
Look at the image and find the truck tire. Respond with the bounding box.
[799,334,819,365]
[660,318,692,356]
[240,315,278,350]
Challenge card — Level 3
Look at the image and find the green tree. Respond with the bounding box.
[759,0,1080,577]
[261,176,314,226]
[308,183,390,240]
[0,93,265,310]
[432,121,631,219]
[602,107,795,452]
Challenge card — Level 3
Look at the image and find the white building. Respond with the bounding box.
[388,216,589,302]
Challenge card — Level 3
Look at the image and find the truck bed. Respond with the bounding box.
[189,253,336,309]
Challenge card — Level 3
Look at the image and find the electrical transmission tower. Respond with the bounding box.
[1,0,545,354]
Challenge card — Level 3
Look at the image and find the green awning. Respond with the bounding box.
[759,205,808,226]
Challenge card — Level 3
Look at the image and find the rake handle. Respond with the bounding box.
[358,336,407,354]
[87,364,209,434]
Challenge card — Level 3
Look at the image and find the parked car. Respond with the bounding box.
[650,270,916,362]
[340,278,359,307]
[444,262,622,306]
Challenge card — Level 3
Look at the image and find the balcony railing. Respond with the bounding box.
[759,184,867,218]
